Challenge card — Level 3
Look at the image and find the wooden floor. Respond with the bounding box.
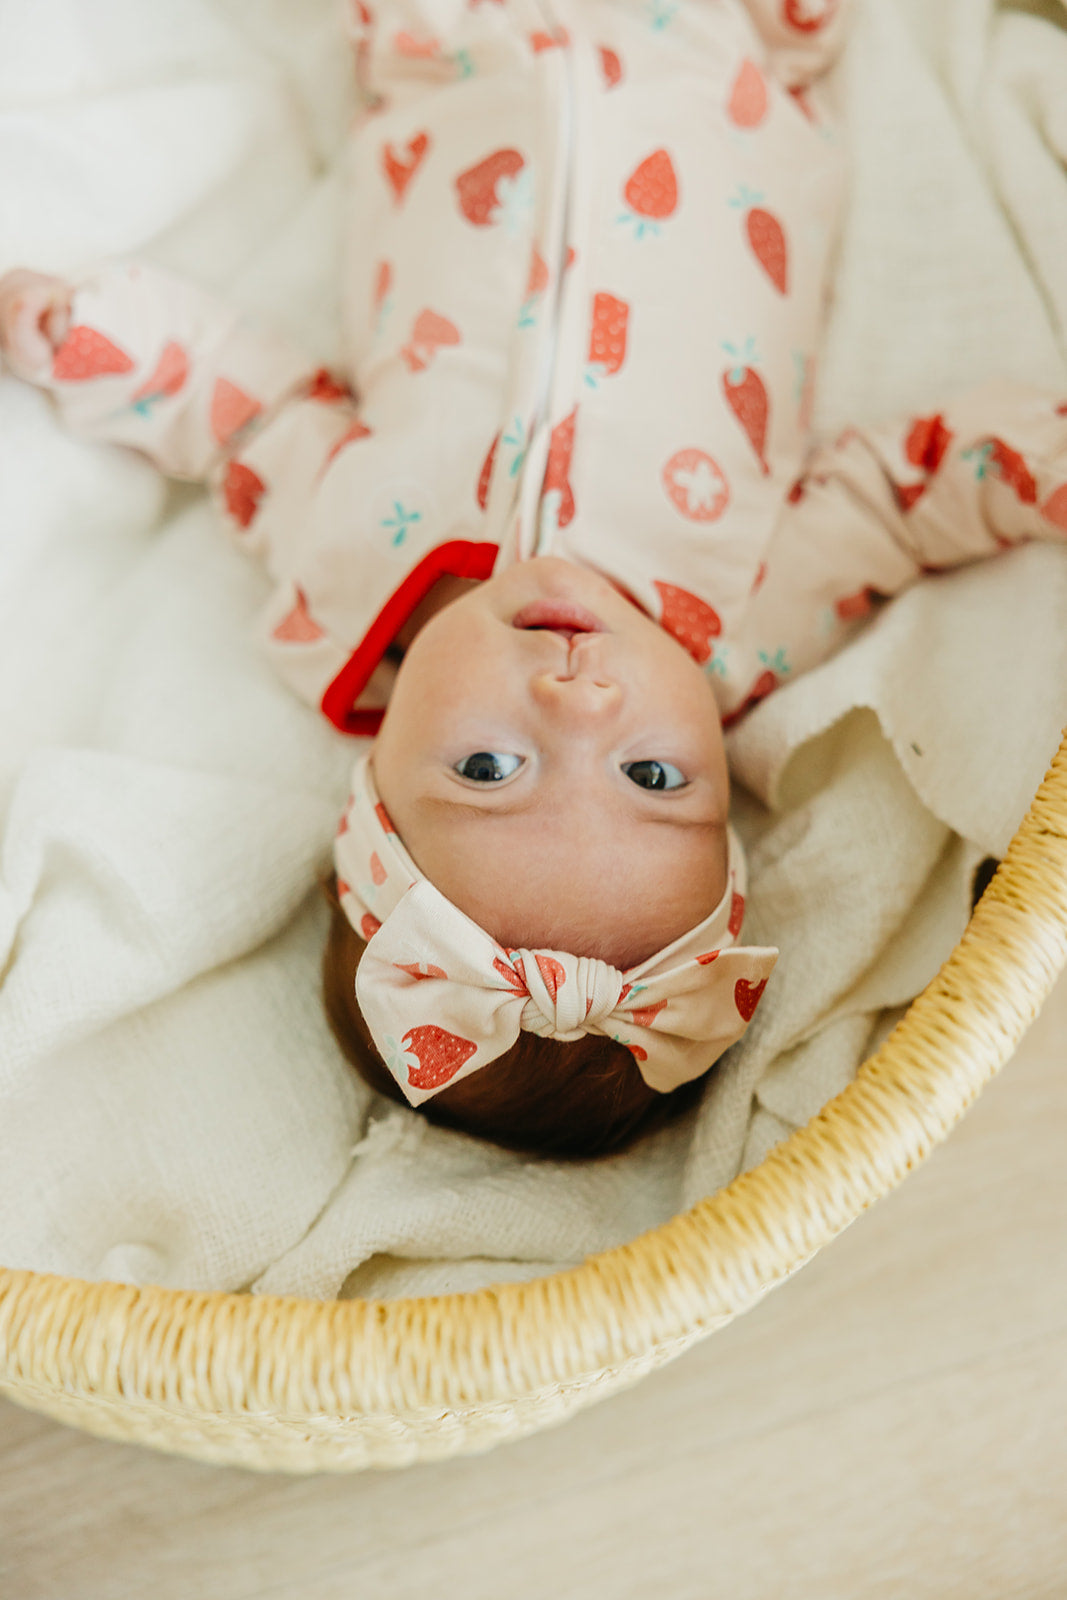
[2,969,1066,1599]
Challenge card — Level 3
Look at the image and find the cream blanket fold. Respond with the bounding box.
[0,0,1065,1299]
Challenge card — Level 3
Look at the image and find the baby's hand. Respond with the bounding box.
[0,270,72,380]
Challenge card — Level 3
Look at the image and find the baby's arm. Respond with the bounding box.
[0,260,375,572]
[0,262,318,479]
[724,382,1067,720]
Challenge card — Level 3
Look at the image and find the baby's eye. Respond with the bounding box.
[623,760,688,791]
[454,751,524,783]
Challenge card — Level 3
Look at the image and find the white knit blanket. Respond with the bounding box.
[1,0,1065,1299]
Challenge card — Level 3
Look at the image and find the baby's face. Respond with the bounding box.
[373,558,730,969]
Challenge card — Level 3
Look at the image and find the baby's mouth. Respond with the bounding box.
[510,600,605,641]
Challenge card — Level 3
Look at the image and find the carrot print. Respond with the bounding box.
[730,187,788,294]
[721,338,769,473]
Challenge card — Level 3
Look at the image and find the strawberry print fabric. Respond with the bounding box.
[334,753,778,1103]
[27,0,1067,739]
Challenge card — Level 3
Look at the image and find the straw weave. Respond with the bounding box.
[1,729,1065,1472]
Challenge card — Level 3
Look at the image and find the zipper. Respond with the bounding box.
[498,0,576,560]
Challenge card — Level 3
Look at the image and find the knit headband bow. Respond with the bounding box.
[334,752,778,1106]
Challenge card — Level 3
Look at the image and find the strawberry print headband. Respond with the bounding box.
[334,753,778,1106]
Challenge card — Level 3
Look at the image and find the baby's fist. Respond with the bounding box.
[0,270,72,380]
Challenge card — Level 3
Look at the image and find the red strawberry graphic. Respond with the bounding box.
[382,131,430,202]
[529,26,568,50]
[696,949,721,965]
[1041,484,1067,531]
[307,368,350,403]
[629,999,667,1028]
[402,1024,478,1089]
[455,149,526,225]
[369,851,386,886]
[783,0,837,32]
[222,460,266,529]
[905,413,953,473]
[375,801,396,834]
[52,326,134,382]
[394,962,448,981]
[336,876,351,897]
[661,448,730,523]
[541,407,577,529]
[210,378,261,445]
[588,292,629,379]
[625,1042,648,1062]
[721,344,769,474]
[131,341,188,403]
[753,561,768,592]
[598,45,622,87]
[734,977,767,1021]
[477,433,499,511]
[652,580,722,665]
[272,587,325,643]
[325,419,372,467]
[622,150,678,230]
[400,308,461,372]
[527,245,550,295]
[534,954,566,999]
[492,955,529,993]
[835,588,876,623]
[728,58,768,128]
[360,912,381,940]
[374,259,393,311]
[728,891,745,938]
[988,438,1037,504]
[746,207,787,294]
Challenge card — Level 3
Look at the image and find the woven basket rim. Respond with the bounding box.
[2,727,1066,1425]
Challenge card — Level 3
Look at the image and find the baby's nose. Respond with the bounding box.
[529,669,622,724]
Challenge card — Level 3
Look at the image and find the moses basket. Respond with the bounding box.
[1,730,1065,1473]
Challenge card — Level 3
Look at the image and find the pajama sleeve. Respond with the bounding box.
[27,259,378,579]
[32,261,314,480]
[723,382,1067,722]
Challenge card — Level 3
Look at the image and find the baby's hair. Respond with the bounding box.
[321,876,703,1159]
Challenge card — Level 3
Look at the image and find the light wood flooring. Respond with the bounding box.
[2,968,1066,1600]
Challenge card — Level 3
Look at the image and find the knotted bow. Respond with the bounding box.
[334,752,778,1106]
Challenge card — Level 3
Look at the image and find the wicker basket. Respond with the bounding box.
[1,730,1065,1473]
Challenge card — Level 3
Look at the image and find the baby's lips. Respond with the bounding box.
[510,600,605,635]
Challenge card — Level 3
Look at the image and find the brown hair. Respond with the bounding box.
[321,877,703,1159]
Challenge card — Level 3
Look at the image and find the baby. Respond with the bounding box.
[2,0,1065,1156]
